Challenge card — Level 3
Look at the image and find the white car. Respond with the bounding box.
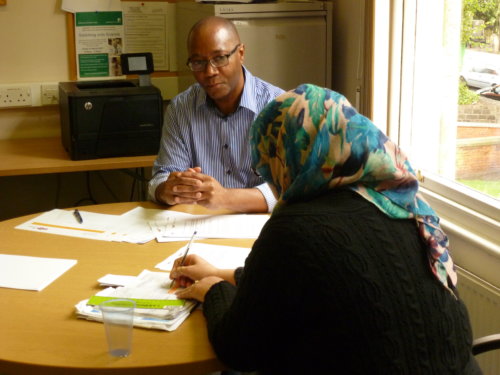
[460,66,500,89]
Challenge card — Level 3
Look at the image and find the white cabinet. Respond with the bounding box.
[175,1,332,91]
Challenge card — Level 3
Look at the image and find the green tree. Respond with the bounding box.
[462,0,500,46]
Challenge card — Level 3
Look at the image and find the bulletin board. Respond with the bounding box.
[65,0,178,80]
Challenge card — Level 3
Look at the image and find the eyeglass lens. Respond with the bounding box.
[188,44,240,72]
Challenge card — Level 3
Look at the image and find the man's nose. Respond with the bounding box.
[204,61,219,75]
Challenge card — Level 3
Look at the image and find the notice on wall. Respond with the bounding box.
[74,11,125,79]
[64,0,172,80]
[122,1,170,71]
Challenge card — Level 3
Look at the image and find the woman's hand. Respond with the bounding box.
[175,276,223,302]
[170,254,219,287]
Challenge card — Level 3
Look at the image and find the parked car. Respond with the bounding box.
[460,66,500,89]
[477,84,500,101]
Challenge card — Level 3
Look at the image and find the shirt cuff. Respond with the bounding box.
[255,183,277,213]
[148,172,170,203]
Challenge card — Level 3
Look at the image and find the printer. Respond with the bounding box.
[59,79,163,160]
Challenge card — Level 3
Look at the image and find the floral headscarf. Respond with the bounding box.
[250,84,456,292]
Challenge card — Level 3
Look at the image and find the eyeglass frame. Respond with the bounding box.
[251,166,262,178]
[186,44,241,72]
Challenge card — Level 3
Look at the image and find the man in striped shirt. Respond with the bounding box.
[149,16,284,213]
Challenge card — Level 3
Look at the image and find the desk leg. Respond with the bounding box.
[138,167,147,201]
[120,168,148,201]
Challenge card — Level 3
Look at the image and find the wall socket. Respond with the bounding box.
[41,83,59,106]
[0,82,60,108]
[0,86,32,108]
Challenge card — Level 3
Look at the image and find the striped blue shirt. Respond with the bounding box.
[148,67,284,211]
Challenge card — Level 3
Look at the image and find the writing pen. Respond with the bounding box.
[170,230,197,288]
[73,209,83,224]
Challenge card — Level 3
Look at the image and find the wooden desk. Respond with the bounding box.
[0,202,254,375]
[0,137,156,176]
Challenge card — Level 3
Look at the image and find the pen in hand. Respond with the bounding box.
[73,209,83,224]
[170,230,197,288]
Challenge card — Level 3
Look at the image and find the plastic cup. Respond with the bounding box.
[99,298,135,357]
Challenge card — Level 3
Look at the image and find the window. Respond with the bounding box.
[372,1,498,263]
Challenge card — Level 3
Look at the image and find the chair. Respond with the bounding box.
[472,334,500,356]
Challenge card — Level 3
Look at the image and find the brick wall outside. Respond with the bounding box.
[456,141,500,179]
[457,125,500,138]
[456,96,500,180]
[458,97,500,123]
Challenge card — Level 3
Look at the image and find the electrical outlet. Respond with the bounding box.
[0,86,32,108]
[41,83,59,105]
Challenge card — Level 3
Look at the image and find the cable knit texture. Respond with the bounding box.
[203,190,480,374]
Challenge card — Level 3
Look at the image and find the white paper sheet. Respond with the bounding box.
[0,254,77,291]
[15,209,118,241]
[145,208,270,240]
[108,206,159,243]
[156,243,251,271]
[97,274,139,287]
[15,207,269,244]
[62,0,122,13]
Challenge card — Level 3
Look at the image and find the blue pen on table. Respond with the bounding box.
[170,230,197,288]
[73,209,83,224]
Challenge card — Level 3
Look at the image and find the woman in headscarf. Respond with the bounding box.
[172,84,481,374]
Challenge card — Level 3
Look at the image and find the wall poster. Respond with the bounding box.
[64,1,171,80]
[74,11,124,79]
[122,1,170,72]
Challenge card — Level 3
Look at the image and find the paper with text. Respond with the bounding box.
[148,209,270,241]
[15,209,118,241]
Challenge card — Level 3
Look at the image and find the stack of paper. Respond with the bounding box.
[16,207,270,244]
[75,270,197,331]
[76,242,251,331]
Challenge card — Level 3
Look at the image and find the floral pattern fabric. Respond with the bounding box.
[250,83,456,292]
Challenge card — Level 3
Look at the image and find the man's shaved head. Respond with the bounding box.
[187,16,240,49]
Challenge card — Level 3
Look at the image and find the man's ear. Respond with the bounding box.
[238,43,245,64]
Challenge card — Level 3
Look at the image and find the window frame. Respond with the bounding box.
[372,0,499,284]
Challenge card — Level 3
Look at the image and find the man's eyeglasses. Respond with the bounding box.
[187,44,241,72]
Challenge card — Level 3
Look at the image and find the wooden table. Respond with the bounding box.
[0,137,156,176]
[0,202,254,375]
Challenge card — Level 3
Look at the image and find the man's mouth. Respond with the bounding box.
[206,82,222,88]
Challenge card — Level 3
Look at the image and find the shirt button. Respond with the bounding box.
[226,170,231,175]
[224,144,229,149]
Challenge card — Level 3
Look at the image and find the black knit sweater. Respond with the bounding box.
[203,189,481,374]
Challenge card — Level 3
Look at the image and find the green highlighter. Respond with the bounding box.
[87,295,185,309]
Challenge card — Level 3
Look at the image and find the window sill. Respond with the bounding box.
[420,174,499,287]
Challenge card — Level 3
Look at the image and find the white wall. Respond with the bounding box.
[0,0,67,140]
